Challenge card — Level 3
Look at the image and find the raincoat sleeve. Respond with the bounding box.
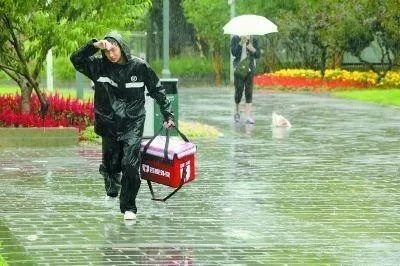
[144,65,174,122]
[70,39,101,80]
[230,35,242,58]
[249,38,261,59]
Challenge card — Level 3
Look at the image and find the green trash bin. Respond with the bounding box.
[143,78,179,137]
[155,78,179,135]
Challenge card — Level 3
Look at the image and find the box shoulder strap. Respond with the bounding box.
[146,162,187,202]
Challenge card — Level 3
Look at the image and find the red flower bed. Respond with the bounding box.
[254,74,367,91]
[0,94,94,131]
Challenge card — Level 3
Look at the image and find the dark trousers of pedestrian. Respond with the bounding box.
[99,134,142,214]
[234,71,254,104]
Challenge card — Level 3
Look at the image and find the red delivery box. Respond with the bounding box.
[140,135,197,188]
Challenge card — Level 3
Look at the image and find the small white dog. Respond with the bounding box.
[272,112,292,127]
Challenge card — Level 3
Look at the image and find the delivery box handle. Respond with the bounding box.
[146,162,187,202]
[142,125,190,161]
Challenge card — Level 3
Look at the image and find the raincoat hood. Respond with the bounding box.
[102,31,132,64]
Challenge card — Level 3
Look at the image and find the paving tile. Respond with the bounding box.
[0,87,400,265]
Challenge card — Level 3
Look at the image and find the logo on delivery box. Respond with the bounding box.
[142,164,171,178]
[180,161,191,181]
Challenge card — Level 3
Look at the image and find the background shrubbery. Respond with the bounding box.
[0,94,93,131]
[0,55,226,87]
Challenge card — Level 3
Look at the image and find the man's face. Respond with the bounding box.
[104,43,123,64]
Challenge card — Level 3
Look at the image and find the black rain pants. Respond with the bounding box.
[234,70,255,104]
[99,121,144,214]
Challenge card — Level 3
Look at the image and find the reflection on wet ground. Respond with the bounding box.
[0,87,399,264]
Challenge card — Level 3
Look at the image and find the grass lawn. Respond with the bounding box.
[0,85,19,94]
[332,89,400,107]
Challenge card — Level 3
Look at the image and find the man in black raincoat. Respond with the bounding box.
[70,32,174,220]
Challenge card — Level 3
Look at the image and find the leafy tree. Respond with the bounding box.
[383,0,400,65]
[282,0,400,82]
[0,0,150,114]
[340,0,400,82]
[278,0,345,76]
[182,0,230,86]
[145,0,196,62]
[236,0,297,18]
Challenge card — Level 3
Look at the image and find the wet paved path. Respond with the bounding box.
[1,87,400,265]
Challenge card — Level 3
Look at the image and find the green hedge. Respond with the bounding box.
[1,55,232,86]
[151,56,216,75]
[51,55,220,81]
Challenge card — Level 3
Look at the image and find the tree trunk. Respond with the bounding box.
[319,47,327,77]
[20,81,33,114]
[330,51,342,68]
[212,50,222,87]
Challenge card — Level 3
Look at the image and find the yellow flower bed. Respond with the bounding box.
[179,121,221,138]
[273,68,400,88]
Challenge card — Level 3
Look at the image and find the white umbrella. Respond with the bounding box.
[223,14,278,36]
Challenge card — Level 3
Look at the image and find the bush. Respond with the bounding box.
[151,56,215,76]
[1,54,230,87]
[46,54,224,83]
[80,126,101,143]
[0,93,94,130]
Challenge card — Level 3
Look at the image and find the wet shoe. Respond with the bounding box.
[105,195,117,208]
[124,219,137,227]
[105,195,117,201]
[104,176,119,198]
[245,118,255,124]
[234,113,240,122]
[124,211,137,220]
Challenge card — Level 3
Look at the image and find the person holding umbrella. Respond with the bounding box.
[223,15,277,124]
[231,35,260,124]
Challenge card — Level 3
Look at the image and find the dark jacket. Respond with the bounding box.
[231,35,261,70]
[70,32,173,140]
